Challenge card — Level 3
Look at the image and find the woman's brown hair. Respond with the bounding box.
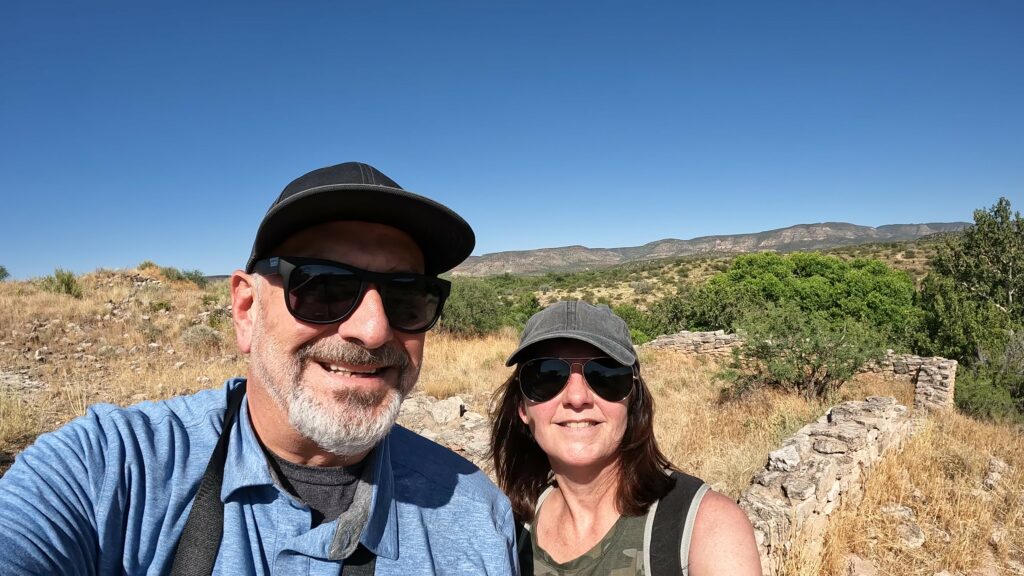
[489,359,675,523]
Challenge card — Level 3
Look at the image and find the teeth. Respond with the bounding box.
[322,363,379,376]
[562,422,596,428]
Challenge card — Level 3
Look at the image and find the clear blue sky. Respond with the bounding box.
[2,1,1022,279]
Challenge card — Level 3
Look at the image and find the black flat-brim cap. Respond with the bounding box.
[245,162,475,275]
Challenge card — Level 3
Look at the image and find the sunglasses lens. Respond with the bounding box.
[382,277,446,332]
[519,358,571,402]
[284,262,445,331]
[584,358,635,402]
[287,264,362,323]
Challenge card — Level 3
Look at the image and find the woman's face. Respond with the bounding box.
[517,338,630,473]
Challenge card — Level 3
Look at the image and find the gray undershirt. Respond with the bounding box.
[266,450,366,528]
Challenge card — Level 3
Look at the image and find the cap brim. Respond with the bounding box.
[505,330,637,367]
[246,184,475,275]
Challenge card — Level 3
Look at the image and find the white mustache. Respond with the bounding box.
[296,339,409,370]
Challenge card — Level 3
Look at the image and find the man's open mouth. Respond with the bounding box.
[317,362,383,377]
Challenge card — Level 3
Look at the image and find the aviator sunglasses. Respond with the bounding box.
[252,256,450,333]
[517,357,637,403]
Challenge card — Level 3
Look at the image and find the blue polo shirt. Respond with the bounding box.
[0,378,518,575]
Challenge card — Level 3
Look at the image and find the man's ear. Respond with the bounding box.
[231,271,256,354]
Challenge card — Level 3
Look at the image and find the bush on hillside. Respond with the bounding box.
[0,265,8,281]
[37,268,83,299]
[644,252,920,348]
[181,324,223,351]
[182,269,208,288]
[159,265,208,288]
[502,293,542,331]
[719,303,886,400]
[611,303,657,344]
[138,260,158,271]
[955,368,1023,423]
[438,278,504,335]
[160,266,185,282]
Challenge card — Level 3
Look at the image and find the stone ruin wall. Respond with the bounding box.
[739,397,914,575]
[859,352,958,414]
[642,329,744,356]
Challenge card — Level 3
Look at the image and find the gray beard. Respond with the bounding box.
[285,379,403,457]
[251,322,417,457]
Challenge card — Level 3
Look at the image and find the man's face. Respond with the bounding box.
[247,221,426,457]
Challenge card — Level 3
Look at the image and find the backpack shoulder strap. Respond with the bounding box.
[644,471,709,576]
[170,382,376,576]
[516,521,534,576]
[170,382,247,576]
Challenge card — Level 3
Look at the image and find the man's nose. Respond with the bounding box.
[336,284,393,349]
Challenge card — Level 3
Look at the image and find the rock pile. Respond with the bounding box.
[396,392,494,473]
[738,396,914,576]
[641,330,743,356]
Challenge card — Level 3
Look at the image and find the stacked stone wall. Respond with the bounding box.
[859,352,958,413]
[641,330,743,356]
[738,397,914,575]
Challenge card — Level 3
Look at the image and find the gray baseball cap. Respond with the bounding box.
[505,301,637,367]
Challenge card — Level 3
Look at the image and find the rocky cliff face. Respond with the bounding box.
[453,222,967,276]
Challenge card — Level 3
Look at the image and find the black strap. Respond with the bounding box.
[169,384,377,575]
[515,521,534,576]
[170,383,247,576]
[649,471,705,576]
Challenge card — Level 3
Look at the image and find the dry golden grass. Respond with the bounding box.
[419,328,520,398]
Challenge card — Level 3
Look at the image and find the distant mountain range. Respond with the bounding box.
[452,222,968,276]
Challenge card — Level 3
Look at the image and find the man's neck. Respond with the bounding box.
[244,379,370,467]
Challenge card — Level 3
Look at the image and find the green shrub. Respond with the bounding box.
[612,304,657,345]
[158,265,208,288]
[0,265,8,281]
[138,260,158,270]
[644,252,920,349]
[182,269,208,288]
[160,266,186,282]
[38,268,83,299]
[955,368,1023,423]
[502,293,542,331]
[147,300,172,313]
[181,324,223,351]
[438,278,504,335]
[719,303,886,400]
[630,280,654,295]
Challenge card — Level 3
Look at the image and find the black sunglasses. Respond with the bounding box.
[252,256,450,333]
[517,357,637,403]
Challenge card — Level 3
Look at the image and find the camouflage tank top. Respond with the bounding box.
[527,511,647,576]
[520,475,706,576]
